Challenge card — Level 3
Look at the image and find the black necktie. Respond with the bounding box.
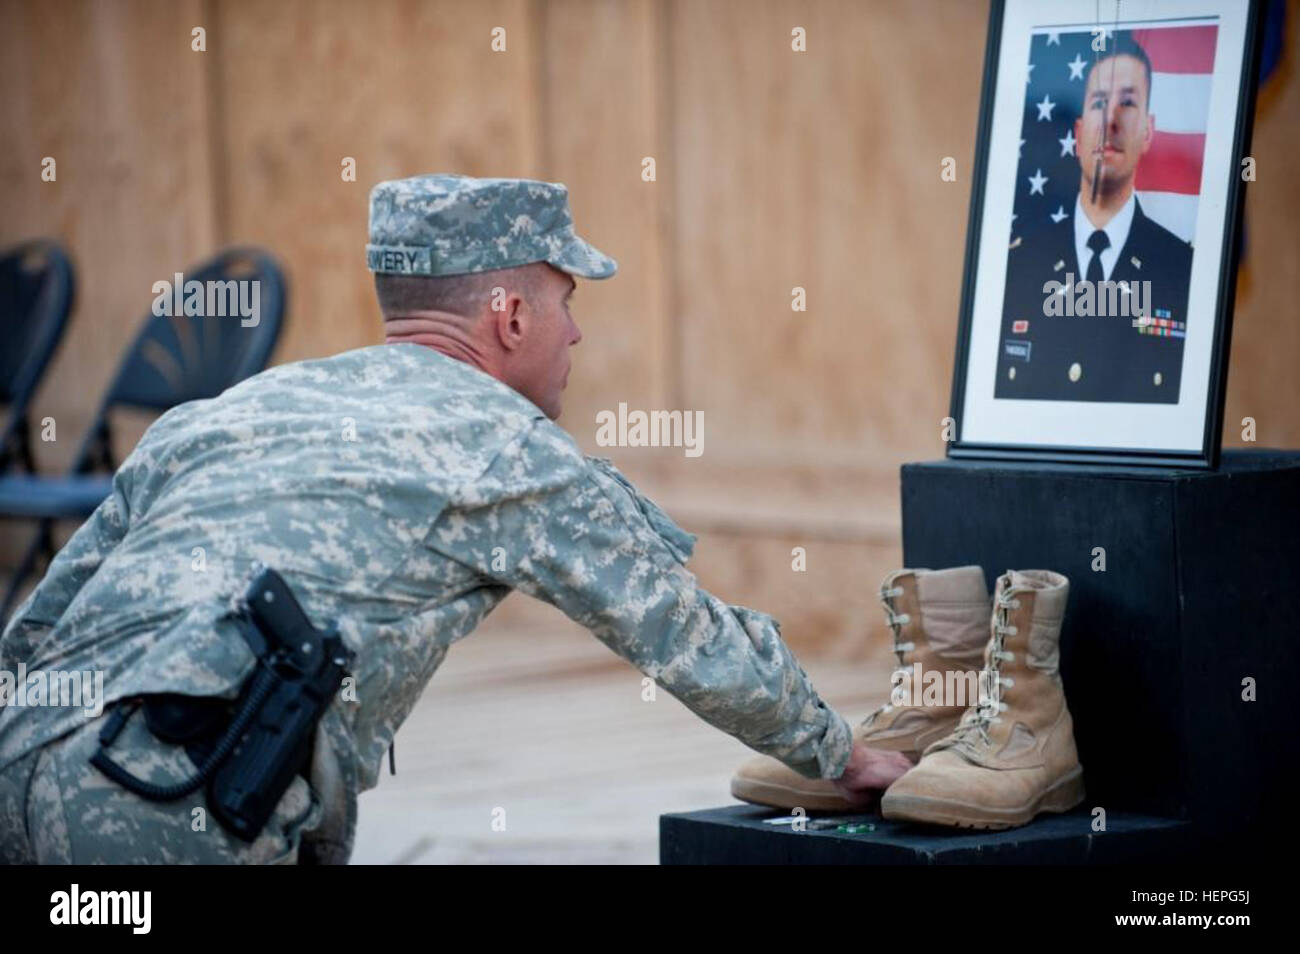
[1086,229,1110,283]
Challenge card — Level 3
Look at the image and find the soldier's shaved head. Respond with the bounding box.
[375,264,548,320]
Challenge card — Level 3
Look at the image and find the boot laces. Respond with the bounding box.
[951,576,1020,748]
[862,581,914,726]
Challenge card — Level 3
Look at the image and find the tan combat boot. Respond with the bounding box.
[881,569,1085,829]
[729,566,990,811]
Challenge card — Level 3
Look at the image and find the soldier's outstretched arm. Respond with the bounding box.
[428,423,853,780]
[0,467,132,669]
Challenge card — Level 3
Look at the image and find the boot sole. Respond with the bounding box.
[730,775,866,813]
[881,766,1086,831]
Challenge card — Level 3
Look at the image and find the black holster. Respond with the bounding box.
[90,567,355,843]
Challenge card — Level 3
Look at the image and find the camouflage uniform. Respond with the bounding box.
[0,175,852,864]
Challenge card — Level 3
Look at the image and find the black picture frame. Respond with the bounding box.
[947,0,1266,469]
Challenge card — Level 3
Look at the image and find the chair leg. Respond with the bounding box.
[37,520,55,561]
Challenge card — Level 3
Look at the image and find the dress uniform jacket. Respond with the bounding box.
[995,198,1193,404]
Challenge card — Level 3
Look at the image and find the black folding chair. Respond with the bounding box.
[0,246,288,621]
[0,239,76,474]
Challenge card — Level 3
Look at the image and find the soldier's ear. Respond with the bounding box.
[490,293,528,352]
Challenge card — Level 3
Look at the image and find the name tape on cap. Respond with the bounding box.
[367,245,433,275]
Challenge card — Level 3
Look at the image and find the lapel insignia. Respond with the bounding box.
[1053,260,1065,272]
[1131,256,1141,269]
[1010,237,1022,250]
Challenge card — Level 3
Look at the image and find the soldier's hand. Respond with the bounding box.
[830,741,914,804]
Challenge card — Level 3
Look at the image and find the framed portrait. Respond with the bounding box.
[948,0,1266,467]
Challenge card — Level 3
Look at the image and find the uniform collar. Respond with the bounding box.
[1076,192,1138,282]
[381,343,549,420]
[1074,191,1137,269]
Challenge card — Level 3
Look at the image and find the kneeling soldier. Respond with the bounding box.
[0,175,910,863]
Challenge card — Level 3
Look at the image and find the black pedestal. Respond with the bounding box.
[660,450,1298,865]
[660,805,1190,865]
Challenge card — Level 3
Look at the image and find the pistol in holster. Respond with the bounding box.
[90,567,355,843]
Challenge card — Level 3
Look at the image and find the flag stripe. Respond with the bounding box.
[1147,72,1213,134]
[1133,25,1219,74]
[1134,131,1207,195]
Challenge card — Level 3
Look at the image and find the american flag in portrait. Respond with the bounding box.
[1011,23,1219,250]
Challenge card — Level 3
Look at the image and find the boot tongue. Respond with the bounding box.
[1007,570,1037,590]
[1001,570,1069,619]
[998,570,1069,677]
[937,574,1025,757]
[1014,571,1069,615]
[1003,568,1066,591]
[916,565,987,604]
[1005,569,1052,593]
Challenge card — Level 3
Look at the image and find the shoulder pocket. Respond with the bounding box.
[585,456,697,564]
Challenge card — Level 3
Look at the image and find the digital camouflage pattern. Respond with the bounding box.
[0,695,321,863]
[366,174,618,279]
[0,344,852,863]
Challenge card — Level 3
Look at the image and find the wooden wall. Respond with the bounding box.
[2,0,1296,654]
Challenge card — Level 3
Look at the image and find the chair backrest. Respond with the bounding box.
[0,239,75,470]
[106,246,287,412]
[67,247,287,475]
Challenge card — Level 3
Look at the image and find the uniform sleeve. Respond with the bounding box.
[0,467,132,671]
[426,424,853,780]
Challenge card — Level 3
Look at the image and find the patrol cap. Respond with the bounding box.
[366,173,617,280]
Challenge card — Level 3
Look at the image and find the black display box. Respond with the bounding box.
[902,449,1297,850]
[660,805,1189,865]
[660,450,1297,864]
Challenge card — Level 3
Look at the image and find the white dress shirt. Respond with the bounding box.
[1074,192,1136,282]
